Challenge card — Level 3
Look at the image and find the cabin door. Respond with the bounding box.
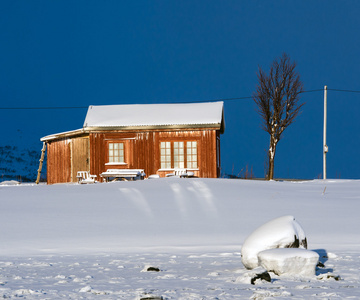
[71,137,90,182]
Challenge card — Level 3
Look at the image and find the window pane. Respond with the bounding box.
[109,142,124,163]
[174,140,184,169]
[186,141,197,169]
[160,141,171,169]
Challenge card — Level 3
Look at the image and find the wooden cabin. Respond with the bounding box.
[41,102,225,184]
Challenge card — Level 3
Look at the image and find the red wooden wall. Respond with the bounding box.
[46,128,221,184]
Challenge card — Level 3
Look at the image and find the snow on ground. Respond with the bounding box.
[0,178,360,299]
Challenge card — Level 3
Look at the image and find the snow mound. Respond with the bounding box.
[0,180,20,186]
[258,248,319,277]
[241,215,307,269]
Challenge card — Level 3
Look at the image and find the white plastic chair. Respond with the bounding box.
[76,171,97,184]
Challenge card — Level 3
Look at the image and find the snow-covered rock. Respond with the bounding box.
[258,248,319,277]
[241,215,307,269]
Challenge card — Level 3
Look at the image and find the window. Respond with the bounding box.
[108,142,124,163]
[187,141,198,168]
[173,142,184,168]
[160,142,171,169]
[160,141,197,169]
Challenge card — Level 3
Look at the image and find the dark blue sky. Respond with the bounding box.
[1,1,360,179]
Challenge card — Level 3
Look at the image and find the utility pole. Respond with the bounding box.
[323,86,328,180]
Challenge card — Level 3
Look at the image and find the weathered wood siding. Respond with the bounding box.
[46,136,90,184]
[46,139,71,184]
[89,129,220,180]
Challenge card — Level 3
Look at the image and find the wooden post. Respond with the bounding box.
[36,142,46,184]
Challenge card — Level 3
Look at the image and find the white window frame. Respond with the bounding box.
[159,141,198,170]
[107,142,126,165]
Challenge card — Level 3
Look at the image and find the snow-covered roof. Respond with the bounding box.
[41,102,225,141]
[83,102,224,132]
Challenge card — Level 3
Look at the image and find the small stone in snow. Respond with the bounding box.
[146,267,160,272]
[251,271,271,285]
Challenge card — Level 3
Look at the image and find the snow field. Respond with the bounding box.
[0,250,359,299]
[1,178,360,298]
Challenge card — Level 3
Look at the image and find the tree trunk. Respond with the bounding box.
[267,136,277,180]
[268,155,275,180]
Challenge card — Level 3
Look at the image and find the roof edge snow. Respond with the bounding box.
[40,128,88,142]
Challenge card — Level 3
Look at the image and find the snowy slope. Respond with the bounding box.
[1,178,359,255]
[0,178,359,299]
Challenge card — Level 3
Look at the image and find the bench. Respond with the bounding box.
[165,168,195,178]
[100,169,146,182]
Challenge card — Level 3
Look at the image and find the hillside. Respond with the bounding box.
[0,143,45,182]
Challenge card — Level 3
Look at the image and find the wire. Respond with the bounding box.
[0,106,88,110]
[299,89,324,93]
[1,88,360,110]
[327,88,360,93]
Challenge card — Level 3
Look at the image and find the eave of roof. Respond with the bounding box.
[40,128,88,142]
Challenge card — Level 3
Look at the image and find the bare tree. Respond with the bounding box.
[253,53,304,180]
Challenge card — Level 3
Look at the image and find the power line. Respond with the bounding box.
[299,89,324,93]
[1,88,360,110]
[327,88,360,93]
[0,106,88,110]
